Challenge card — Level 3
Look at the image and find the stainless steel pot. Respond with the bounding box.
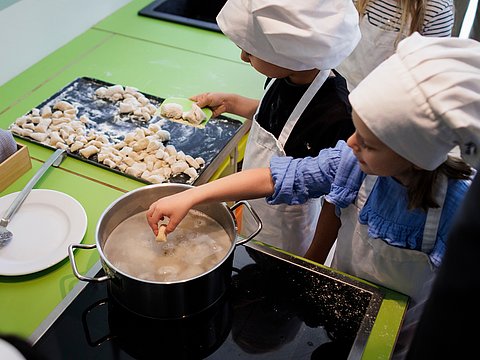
[68,183,262,319]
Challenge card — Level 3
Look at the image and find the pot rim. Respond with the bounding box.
[95,183,238,284]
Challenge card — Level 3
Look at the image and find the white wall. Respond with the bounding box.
[0,0,132,87]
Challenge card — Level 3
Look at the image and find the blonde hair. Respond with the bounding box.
[356,0,427,44]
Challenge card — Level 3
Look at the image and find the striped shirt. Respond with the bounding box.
[364,0,454,36]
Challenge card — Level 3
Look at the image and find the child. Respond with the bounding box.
[337,0,454,90]
[147,33,480,357]
[304,0,455,266]
[191,0,361,255]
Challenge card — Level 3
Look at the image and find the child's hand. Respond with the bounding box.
[190,93,231,117]
[146,192,193,236]
[190,92,232,118]
[191,93,259,119]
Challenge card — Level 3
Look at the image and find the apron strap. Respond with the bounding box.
[278,70,330,147]
[359,175,447,254]
[356,175,377,208]
[422,174,448,253]
[252,77,278,121]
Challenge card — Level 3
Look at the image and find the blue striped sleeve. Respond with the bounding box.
[267,143,345,205]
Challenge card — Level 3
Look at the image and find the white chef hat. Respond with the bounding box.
[216,0,361,71]
[349,33,480,170]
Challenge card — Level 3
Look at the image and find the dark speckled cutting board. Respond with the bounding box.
[11,77,245,185]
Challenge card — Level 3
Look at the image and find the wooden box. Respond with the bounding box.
[0,143,32,193]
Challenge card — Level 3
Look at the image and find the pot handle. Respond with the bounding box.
[230,200,262,246]
[68,243,110,282]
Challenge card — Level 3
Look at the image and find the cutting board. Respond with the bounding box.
[10,77,244,185]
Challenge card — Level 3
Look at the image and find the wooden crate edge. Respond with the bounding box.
[0,143,32,193]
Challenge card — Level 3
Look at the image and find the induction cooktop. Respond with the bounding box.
[30,242,384,359]
[138,0,226,32]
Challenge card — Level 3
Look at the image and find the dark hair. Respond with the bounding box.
[407,156,472,211]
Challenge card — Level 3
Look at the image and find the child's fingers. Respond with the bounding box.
[148,220,159,235]
[190,93,210,107]
[146,205,163,233]
[165,216,181,233]
[146,204,183,235]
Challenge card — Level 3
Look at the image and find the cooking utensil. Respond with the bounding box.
[157,97,213,128]
[0,148,66,248]
[69,183,262,319]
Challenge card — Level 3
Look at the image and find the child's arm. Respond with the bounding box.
[191,92,259,119]
[146,168,274,235]
[304,201,340,264]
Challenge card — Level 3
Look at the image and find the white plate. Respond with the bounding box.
[0,338,26,360]
[0,189,87,276]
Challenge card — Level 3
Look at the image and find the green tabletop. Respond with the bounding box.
[0,18,264,188]
[94,0,244,63]
[0,158,127,338]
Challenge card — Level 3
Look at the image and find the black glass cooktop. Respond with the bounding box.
[30,243,383,359]
[138,0,226,32]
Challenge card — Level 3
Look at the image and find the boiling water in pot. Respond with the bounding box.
[103,210,231,282]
